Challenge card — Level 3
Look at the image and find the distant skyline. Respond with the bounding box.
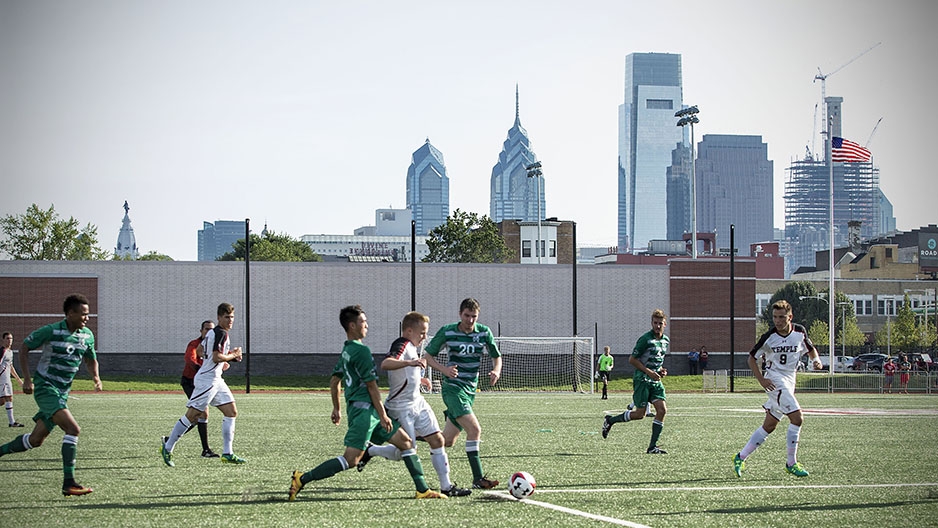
[1,1,935,261]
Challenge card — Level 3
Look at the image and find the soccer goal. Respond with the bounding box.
[702,369,729,392]
[423,336,595,393]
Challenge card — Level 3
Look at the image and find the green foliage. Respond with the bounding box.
[423,209,514,263]
[843,318,867,346]
[874,320,894,347]
[217,231,321,262]
[0,203,110,260]
[808,319,829,347]
[893,293,918,350]
[762,281,817,326]
[755,319,769,339]
[137,251,174,261]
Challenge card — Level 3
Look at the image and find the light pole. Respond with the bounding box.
[676,105,699,258]
[526,162,543,264]
[800,293,850,373]
[904,288,935,348]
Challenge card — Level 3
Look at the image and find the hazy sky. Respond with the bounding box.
[2,1,935,261]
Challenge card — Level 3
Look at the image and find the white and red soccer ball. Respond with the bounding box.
[508,471,536,499]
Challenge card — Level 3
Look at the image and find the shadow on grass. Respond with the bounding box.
[651,498,938,516]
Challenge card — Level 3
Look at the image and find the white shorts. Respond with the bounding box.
[186,377,235,411]
[762,386,800,420]
[387,398,441,440]
[0,382,11,397]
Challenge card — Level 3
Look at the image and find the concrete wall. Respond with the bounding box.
[0,260,670,376]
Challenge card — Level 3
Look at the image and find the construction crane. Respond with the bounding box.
[813,42,882,159]
[866,117,883,149]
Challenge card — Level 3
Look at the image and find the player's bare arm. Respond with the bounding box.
[329,375,342,424]
[425,354,457,378]
[19,346,33,394]
[489,355,502,386]
[366,380,392,432]
[85,357,102,392]
[381,356,426,371]
[749,354,775,391]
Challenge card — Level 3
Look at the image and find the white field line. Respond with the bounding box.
[535,482,938,494]
[484,491,651,528]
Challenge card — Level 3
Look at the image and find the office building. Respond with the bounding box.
[666,143,691,241]
[198,220,246,261]
[406,140,449,235]
[618,52,684,252]
[490,87,544,224]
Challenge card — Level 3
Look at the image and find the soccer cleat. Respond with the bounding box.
[415,489,448,499]
[9,422,24,427]
[626,403,635,411]
[221,453,246,464]
[601,415,613,439]
[357,442,373,472]
[288,470,304,501]
[160,437,174,467]
[441,483,472,497]
[786,462,809,477]
[472,476,499,489]
[646,446,668,454]
[62,482,93,496]
[201,449,220,458]
[733,453,745,477]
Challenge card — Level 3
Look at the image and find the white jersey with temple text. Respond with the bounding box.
[195,327,230,382]
[0,347,13,386]
[384,337,424,412]
[751,323,815,390]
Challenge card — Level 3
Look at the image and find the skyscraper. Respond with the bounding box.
[490,87,543,224]
[198,220,246,261]
[406,139,449,235]
[618,52,683,253]
[114,200,139,260]
[695,134,774,251]
[666,142,692,241]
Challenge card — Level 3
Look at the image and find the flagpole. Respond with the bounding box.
[827,117,835,393]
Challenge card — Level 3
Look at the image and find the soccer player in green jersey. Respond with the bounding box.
[423,297,502,489]
[601,309,669,454]
[598,346,614,400]
[289,305,445,500]
[0,294,102,496]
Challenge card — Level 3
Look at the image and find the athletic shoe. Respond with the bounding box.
[786,462,809,477]
[288,470,304,501]
[357,442,373,472]
[201,449,220,458]
[9,422,24,427]
[646,446,668,454]
[62,482,93,496]
[442,483,472,497]
[601,415,613,439]
[626,403,635,411]
[160,437,174,467]
[415,489,448,499]
[472,476,499,489]
[221,453,246,464]
[733,453,745,477]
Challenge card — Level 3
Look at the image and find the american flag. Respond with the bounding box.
[831,137,872,163]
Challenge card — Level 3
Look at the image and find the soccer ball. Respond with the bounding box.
[508,471,536,499]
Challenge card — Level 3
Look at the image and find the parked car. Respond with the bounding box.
[811,355,854,372]
[850,353,889,372]
[908,353,934,372]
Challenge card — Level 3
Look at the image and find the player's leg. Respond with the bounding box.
[214,385,244,463]
[291,406,373,500]
[735,401,781,476]
[183,376,215,456]
[0,413,49,455]
[2,393,21,427]
[417,402,469,496]
[388,426,441,497]
[604,381,648,437]
[49,407,92,495]
[647,392,667,453]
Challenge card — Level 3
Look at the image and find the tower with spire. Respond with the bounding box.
[115,200,139,260]
[490,86,543,223]
[406,139,450,235]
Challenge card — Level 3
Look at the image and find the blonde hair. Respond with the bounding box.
[652,309,666,321]
[402,311,429,329]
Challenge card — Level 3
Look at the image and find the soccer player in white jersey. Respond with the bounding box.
[734,300,822,478]
[357,312,471,497]
[0,332,25,427]
[161,302,245,466]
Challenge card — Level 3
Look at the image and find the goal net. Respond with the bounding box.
[422,336,595,393]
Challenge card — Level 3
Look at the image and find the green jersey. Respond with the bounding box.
[632,330,668,384]
[598,354,614,372]
[426,322,500,393]
[23,320,96,392]
[332,340,377,404]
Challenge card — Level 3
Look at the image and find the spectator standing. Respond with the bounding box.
[699,346,709,371]
[687,348,699,375]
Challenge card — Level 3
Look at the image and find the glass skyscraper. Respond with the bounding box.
[406,139,450,235]
[198,220,246,261]
[491,87,543,224]
[618,52,683,253]
[695,134,774,252]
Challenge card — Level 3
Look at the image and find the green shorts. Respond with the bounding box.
[441,384,475,430]
[343,402,399,451]
[632,378,666,408]
[32,381,70,432]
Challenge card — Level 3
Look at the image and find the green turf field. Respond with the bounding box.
[1,391,937,527]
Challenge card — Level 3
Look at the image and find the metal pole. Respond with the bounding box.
[691,122,697,259]
[842,303,846,356]
[244,218,251,394]
[537,176,542,264]
[827,115,835,385]
[572,222,578,336]
[729,224,735,392]
[411,220,416,312]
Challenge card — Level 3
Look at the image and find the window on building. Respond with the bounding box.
[522,240,531,258]
[550,240,556,258]
[885,247,893,259]
[646,99,673,110]
[878,296,901,316]
[848,295,873,316]
[381,212,396,221]
[756,294,772,318]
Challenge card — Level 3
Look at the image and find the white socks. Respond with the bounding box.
[739,426,770,460]
[786,424,801,466]
[222,416,236,455]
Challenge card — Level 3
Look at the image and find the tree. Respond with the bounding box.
[808,320,829,350]
[892,294,918,351]
[0,203,110,260]
[217,231,321,262]
[755,319,769,340]
[137,251,174,261]
[423,209,514,263]
[761,281,818,327]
